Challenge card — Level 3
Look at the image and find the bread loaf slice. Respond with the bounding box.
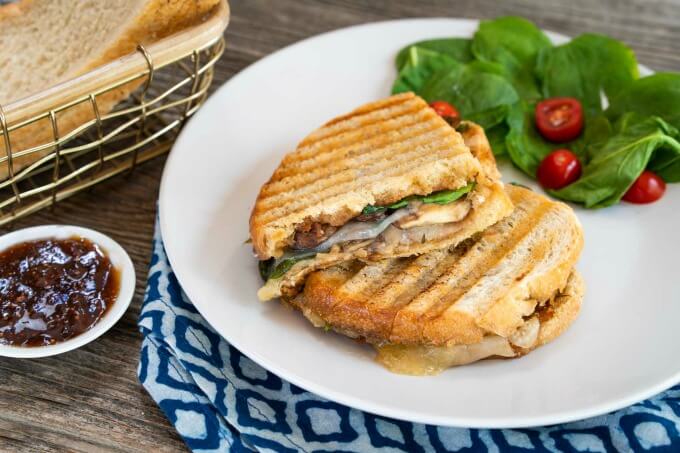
[0,0,220,178]
[0,0,220,104]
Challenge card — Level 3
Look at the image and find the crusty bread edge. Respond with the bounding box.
[535,270,584,347]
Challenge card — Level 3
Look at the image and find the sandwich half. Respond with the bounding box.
[251,93,513,300]
[286,185,584,375]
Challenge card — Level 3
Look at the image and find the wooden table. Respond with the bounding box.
[1,0,678,451]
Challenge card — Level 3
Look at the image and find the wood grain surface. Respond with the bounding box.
[1,1,679,451]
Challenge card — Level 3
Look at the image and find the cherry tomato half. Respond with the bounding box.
[622,170,666,204]
[430,100,459,120]
[537,149,582,190]
[535,97,584,143]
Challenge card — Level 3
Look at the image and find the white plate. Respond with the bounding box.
[0,225,135,358]
[159,18,680,428]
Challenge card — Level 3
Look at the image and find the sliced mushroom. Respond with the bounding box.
[395,199,471,229]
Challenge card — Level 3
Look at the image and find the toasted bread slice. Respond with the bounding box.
[256,121,513,301]
[250,93,511,260]
[375,271,584,375]
[287,185,584,350]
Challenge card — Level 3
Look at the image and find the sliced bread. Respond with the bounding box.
[0,0,220,179]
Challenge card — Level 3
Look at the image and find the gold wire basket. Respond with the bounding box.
[0,0,230,227]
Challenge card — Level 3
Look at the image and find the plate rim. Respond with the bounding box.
[159,17,678,428]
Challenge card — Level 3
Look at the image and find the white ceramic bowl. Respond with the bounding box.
[0,225,135,358]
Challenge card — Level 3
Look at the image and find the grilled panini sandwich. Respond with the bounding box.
[251,93,513,301]
[286,185,584,375]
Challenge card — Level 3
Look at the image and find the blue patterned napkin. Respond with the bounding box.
[138,217,680,452]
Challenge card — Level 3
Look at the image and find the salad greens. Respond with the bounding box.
[362,182,475,215]
[551,115,680,207]
[392,47,459,94]
[535,34,638,117]
[393,16,680,208]
[394,51,518,129]
[606,73,680,127]
[471,16,551,100]
[419,62,519,129]
[396,38,472,70]
[505,101,553,176]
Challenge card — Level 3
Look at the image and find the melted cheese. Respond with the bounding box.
[375,336,516,376]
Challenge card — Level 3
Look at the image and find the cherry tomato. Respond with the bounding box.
[429,100,459,120]
[537,149,582,190]
[535,97,584,142]
[622,170,666,204]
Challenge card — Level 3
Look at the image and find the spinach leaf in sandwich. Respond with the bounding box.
[269,257,301,279]
[418,61,519,129]
[362,182,475,215]
[395,38,473,71]
[261,251,317,281]
[421,184,476,204]
[551,114,680,207]
[471,16,552,100]
[258,258,275,281]
[535,34,638,118]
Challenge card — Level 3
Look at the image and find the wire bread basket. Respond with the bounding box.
[0,0,230,227]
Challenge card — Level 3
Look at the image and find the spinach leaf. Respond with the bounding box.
[466,105,510,131]
[258,259,275,281]
[471,16,552,100]
[361,205,388,215]
[269,258,298,279]
[535,34,638,117]
[648,113,680,182]
[606,74,680,180]
[486,122,509,157]
[650,149,680,182]
[606,73,680,127]
[650,150,680,182]
[582,115,614,160]
[551,115,680,207]
[396,38,472,70]
[419,62,519,129]
[392,47,459,94]
[269,254,316,280]
[505,101,553,176]
[421,183,475,204]
[362,183,475,215]
[504,103,613,176]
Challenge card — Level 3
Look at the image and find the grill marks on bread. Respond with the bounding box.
[256,123,515,301]
[250,93,491,259]
[260,118,449,200]
[289,186,583,346]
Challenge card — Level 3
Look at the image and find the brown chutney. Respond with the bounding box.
[0,237,120,347]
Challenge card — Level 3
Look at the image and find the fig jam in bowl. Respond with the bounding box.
[0,225,135,358]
